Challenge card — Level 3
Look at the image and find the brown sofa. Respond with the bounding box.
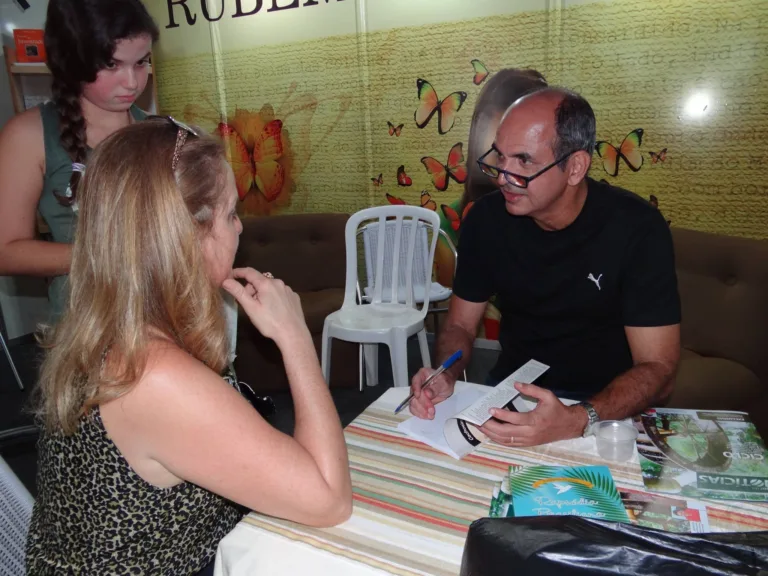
[669,228,768,436]
[232,213,359,392]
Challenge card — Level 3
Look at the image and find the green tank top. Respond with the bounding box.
[39,102,147,319]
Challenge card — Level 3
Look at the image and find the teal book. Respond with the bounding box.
[509,465,630,523]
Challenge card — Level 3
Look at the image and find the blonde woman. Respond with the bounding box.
[26,118,352,575]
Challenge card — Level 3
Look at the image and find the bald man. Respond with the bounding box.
[409,87,681,447]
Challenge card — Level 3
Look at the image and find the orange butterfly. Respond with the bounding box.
[387,121,404,137]
[649,148,667,164]
[371,173,383,186]
[441,201,474,231]
[217,119,284,201]
[595,129,644,177]
[397,165,413,187]
[421,143,467,191]
[471,59,490,85]
[386,193,405,205]
[414,79,467,135]
[420,190,437,211]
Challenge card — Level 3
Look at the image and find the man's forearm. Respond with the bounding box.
[435,323,476,380]
[589,361,675,422]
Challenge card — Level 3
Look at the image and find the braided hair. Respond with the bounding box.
[44,0,159,205]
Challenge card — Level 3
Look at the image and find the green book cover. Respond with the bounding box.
[637,408,768,502]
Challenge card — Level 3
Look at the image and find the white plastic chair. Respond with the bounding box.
[360,221,452,306]
[322,206,440,389]
[0,454,33,576]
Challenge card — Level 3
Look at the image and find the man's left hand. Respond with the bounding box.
[479,382,587,447]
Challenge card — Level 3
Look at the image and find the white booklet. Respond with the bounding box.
[397,360,549,459]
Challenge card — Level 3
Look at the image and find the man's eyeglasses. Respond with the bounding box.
[477,146,574,189]
[148,115,199,170]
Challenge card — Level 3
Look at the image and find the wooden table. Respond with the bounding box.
[214,383,768,576]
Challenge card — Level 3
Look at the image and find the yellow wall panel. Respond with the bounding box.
[148,0,768,239]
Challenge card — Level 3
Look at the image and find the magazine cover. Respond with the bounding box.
[636,408,768,502]
[488,472,711,533]
[507,465,629,523]
[619,490,710,533]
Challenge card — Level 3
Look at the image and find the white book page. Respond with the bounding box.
[397,388,487,458]
[456,360,549,426]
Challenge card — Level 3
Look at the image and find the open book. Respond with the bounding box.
[397,360,549,459]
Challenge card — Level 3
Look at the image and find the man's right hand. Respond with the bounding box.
[409,367,457,420]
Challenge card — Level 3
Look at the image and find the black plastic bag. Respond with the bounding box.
[460,517,768,575]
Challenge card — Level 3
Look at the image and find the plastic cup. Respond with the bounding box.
[594,420,638,463]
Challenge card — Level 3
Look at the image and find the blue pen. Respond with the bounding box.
[394,350,463,415]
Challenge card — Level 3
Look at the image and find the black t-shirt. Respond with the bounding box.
[453,177,681,398]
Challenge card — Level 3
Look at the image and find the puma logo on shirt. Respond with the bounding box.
[587,273,603,290]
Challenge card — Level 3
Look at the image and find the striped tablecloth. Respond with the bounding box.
[217,383,768,576]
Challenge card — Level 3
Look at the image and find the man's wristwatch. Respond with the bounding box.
[578,401,600,437]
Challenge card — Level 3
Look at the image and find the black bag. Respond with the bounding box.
[460,517,768,575]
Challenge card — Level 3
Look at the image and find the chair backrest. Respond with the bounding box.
[0,454,33,576]
[361,220,430,299]
[343,206,440,314]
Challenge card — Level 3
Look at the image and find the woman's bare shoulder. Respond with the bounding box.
[141,341,214,388]
[2,106,43,137]
[0,107,45,161]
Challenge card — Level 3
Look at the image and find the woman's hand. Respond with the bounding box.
[223,267,309,347]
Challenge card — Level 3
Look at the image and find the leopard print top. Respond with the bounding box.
[25,404,243,574]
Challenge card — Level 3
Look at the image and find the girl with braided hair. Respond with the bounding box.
[0,0,158,319]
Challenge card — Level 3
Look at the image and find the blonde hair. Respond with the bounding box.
[37,119,230,434]
[461,69,548,209]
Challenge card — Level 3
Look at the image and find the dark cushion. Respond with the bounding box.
[234,213,349,294]
[232,213,356,391]
[670,348,762,409]
[673,228,768,386]
[669,348,768,438]
[299,289,345,334]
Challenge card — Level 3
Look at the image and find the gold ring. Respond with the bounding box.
[263,272,274,279]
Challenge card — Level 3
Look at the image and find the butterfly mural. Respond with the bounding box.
[217,115,286,202]
[595,128,644,176]
[397,165,413,187]
[649,148,668,164]
[414,79,467,135]
[421,142,467,191]
[371,173,383,186]
[384,190,437,212]
[387,121,404,137]
[386,193,405,205]
[420,190,437,211]
[471,59,490,85]
[441,201,474,231]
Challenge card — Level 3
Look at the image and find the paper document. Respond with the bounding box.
[456,359,549,426]
[397,359,550,459]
